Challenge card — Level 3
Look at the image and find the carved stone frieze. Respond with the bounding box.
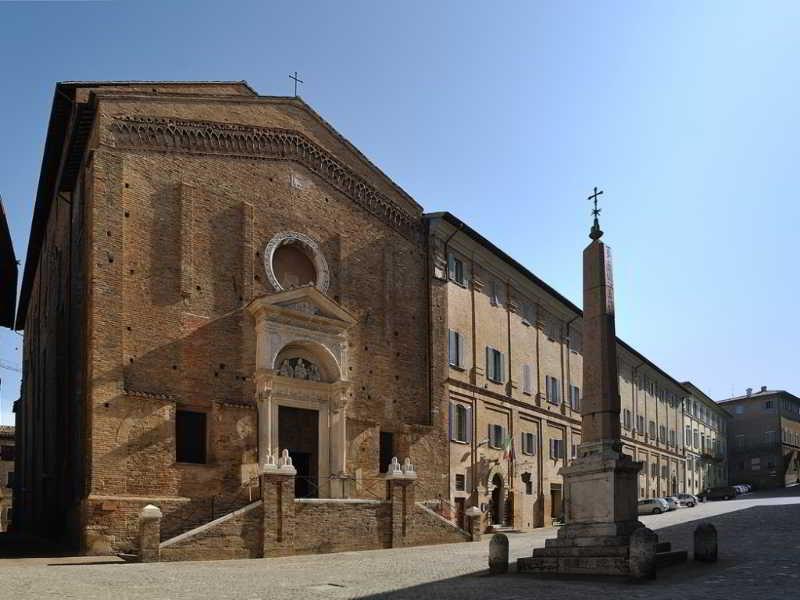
[109,116,424,243]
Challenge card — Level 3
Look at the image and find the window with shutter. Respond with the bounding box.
[486,347,504,383]
[522,364,532,394]
[448,330,465,368]
[546,376,560,404]
[448,254,465,285]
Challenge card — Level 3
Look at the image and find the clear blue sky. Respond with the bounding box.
[1,1,799,424]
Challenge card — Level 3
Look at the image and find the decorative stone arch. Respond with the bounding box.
[263,231,330,293]
[271,339,341,384]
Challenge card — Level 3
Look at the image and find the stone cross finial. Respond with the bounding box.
[261,451,278,473]
[588,186,604,240]
[401,458,417,479]
[279,449,296,474]
[386,457,403,478]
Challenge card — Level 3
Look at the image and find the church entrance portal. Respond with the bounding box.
[278,406,319,498]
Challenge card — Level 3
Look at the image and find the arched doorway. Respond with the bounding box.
[490,473,505,526]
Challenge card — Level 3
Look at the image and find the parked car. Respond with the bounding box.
[733,483,751,495]
[638,498,669,515]
[661,496,680,511]
[704,486,739,501]
[675,493,698,507]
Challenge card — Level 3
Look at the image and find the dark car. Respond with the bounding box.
[703,486,738,501]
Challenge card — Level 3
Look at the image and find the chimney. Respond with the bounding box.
[746,388,752,396]
[761,386,767,393]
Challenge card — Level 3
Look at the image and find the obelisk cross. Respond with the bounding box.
[289,71,304,97]
[588,186,604,240]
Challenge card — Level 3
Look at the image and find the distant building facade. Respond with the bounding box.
[0,426,13,531]
[682,382,729,494]
[721,387,800,489]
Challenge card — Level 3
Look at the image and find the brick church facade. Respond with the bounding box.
[14,82,455,556]
[14,81,729,559]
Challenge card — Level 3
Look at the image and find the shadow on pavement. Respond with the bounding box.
[356,503,800,599]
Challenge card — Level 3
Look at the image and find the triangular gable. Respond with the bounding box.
[246,286,356,326]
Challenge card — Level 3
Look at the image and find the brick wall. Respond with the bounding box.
[294,499,392,554]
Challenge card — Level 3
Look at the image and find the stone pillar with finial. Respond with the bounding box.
[518,188,644,576]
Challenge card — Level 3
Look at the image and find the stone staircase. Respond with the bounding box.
[519,535,687,576]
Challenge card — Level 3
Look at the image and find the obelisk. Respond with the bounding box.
[518,188,643,576]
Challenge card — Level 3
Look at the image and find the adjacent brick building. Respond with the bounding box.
[721,387,800,489]
[428,213,699,530]
[0,425,13,531]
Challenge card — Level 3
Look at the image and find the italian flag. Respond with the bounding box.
[502,435,515,461]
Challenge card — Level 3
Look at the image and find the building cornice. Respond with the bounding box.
[108,116,424,244]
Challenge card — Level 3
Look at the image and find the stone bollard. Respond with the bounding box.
[488,533,509,575]
[465,506,483,542]
[694,523,718,562]
[138,504,163,563]
[629,526,658,580]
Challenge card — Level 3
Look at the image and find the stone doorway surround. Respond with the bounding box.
[246,286,355,499]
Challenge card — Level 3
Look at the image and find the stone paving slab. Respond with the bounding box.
[0,488,798,600]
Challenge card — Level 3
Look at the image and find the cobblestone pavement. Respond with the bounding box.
[1,487,799,600]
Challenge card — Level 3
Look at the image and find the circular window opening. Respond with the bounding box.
[273,242,317,290]
[264,231,330,293]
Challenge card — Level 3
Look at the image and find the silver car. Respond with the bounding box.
[662,496,680,511]
[675,493,698,507]
[637,498,669,515]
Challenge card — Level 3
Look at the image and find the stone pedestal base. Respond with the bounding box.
[518,441,643,576]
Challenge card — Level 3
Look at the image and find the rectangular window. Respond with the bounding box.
[485,347,505,383]
[449,403,471,443]
[751,457,761,471]
[522,302,536,325]
[650,463,657,478]
[488,424,505,449]
[637,415,645,433]
[736,434,745,449]
[490,280,501,306]
[764,400,773,410]
[570,385,581,411]
[448,329,465,368]
[568,330,582,354]
[649,421,656,439]
[685,426,692,447]
[550,438,564,459]
[735,405,744,415]
[571,442,578,459]
[379,431,394,473]
[661,465,668,479]
[176,410,207,464]
[521,431,536,455]
[669,429,676,447]
[694,430,699,448]
[0,445,14,461]
[659,425,666,442]
[448,254,465,285]
[455,473,466,492]
[546,376,561,405]
[622,409,632,430]
[522,364,533,395]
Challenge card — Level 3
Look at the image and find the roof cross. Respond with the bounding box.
[289,71,304,97]
[587,186,604,240]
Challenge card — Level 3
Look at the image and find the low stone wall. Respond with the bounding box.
[407,503,471,546]
[294,499,392,554]
[83,495,191,555]
[159,501,262,562]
